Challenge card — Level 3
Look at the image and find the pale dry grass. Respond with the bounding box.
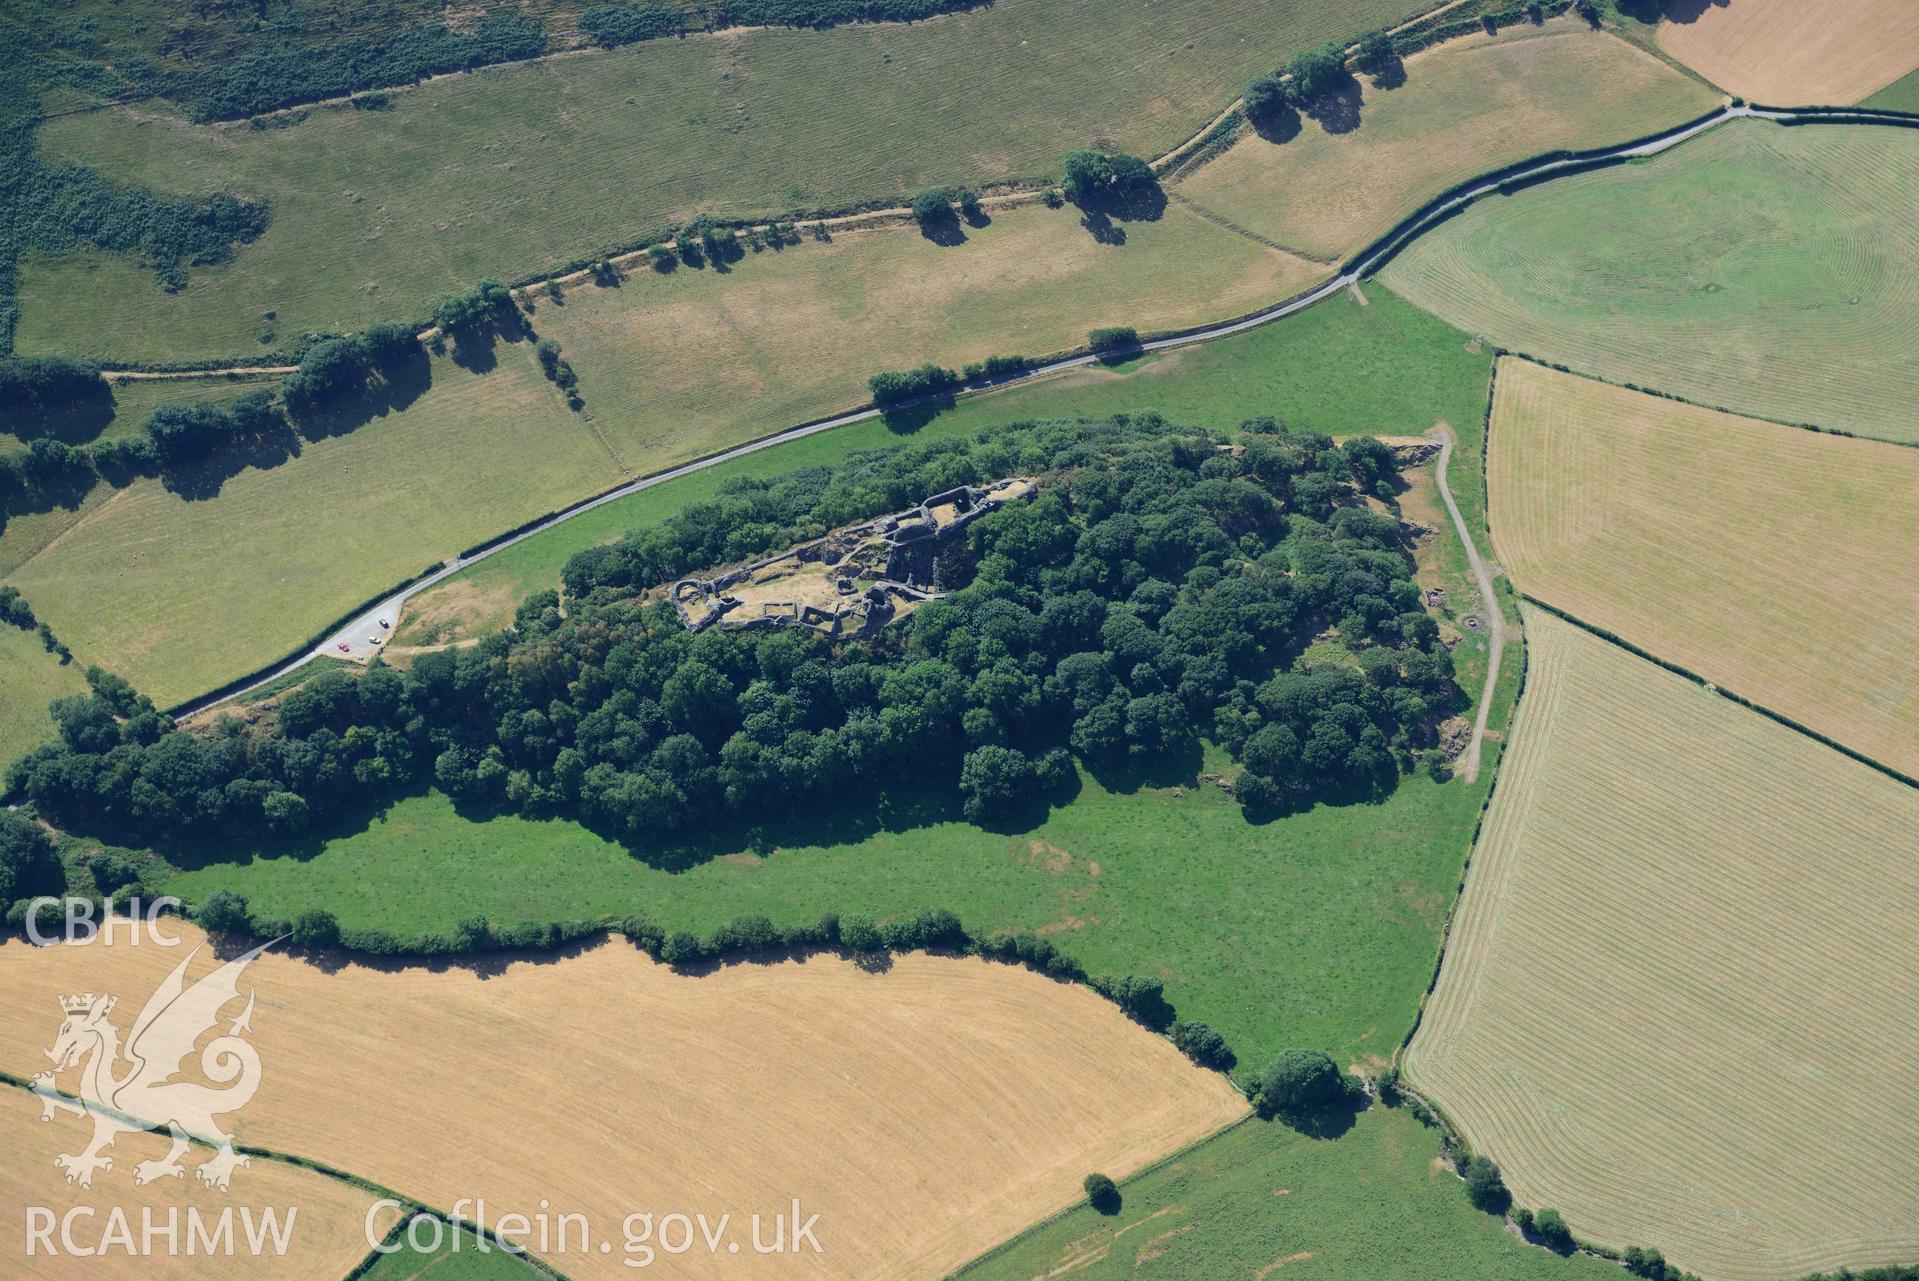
[0,623,89,774]
[2,345,619,706]
[1656,0,1919,106]
[0,928,1247,1280]
[1487,358,1919,777]
[1406,608,1919,1281]
[0,1087,395,1280]
[1380,120,1919,443]
[1175,18,1717,259]
[535,200,1323,471]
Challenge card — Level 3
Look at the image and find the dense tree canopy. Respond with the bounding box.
[12,416,1459,853]
[1255,1047,1347,1120]
[1286,42,1351,103]
[0,356,103,414]
[1059,150,1158,209]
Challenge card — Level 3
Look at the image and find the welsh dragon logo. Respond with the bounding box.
[30,942,273,1191]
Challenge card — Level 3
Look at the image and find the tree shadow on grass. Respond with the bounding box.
[879,391,956,434]
[6,383,116,444]
[288,347,433,442]
[158,419,305,500]
[1078,737,1206,796]
[1250,104,1303,145]
[1366,56,1406,91]
[1266,1087,1369,1140]
[916,211,967,247]
[1301,76,1364,136]
[1630,0,1725,22]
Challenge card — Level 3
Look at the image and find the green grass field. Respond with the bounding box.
[19,0,1424,362]
[526,200,1319,479]
[0,624,87,775]
[957,1106,1614,1280]
[1175,18,1717,260]
[1380,119,1919,442]
[162,748,1491,1073]
[2,342,621,706]
[401,285,1496,641]
[1865,67,1919,111]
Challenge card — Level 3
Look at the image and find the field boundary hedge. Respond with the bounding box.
[1344,104,1729,277]
[1518,597,1919,791]
[11,893,1249,1085]
[947,1113,1260,1275]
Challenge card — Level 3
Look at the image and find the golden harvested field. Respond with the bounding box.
[0,927,1247,1280]
[531,200,1321,469]
[1405,608,1919,1281]
[1,346,620,707]
[0,1088,394,1280]
[1487,358,1919,777]
[1656,0,1919,106]
[1174,18,1717,261]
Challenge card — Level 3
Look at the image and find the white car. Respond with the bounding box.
[368,635,382,645]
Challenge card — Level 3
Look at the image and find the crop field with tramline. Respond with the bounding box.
[1381,119,1919,443]
[1486,357,1919,778]
[1407,608,1919,1281]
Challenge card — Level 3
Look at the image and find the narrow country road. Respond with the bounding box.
[1429,425,1504,784]
[170,104,1911,720]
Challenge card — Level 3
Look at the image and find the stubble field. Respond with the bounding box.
[16,0,1421,363]
[0,1087,396,1281]
[1174,18,1717,261]
[1655,0,1919,106]
[1487,357,1919,777]
[1405,608,1919,1281]
[0,926,1247,1281]
[1380,120,1919,442]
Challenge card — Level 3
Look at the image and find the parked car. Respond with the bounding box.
[337,642,351,653]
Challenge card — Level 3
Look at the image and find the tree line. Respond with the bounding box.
[0,326,426,522]
[11,415,1460,857]
[581,0,993,49]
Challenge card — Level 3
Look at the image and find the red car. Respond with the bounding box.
[337,642,352,653]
